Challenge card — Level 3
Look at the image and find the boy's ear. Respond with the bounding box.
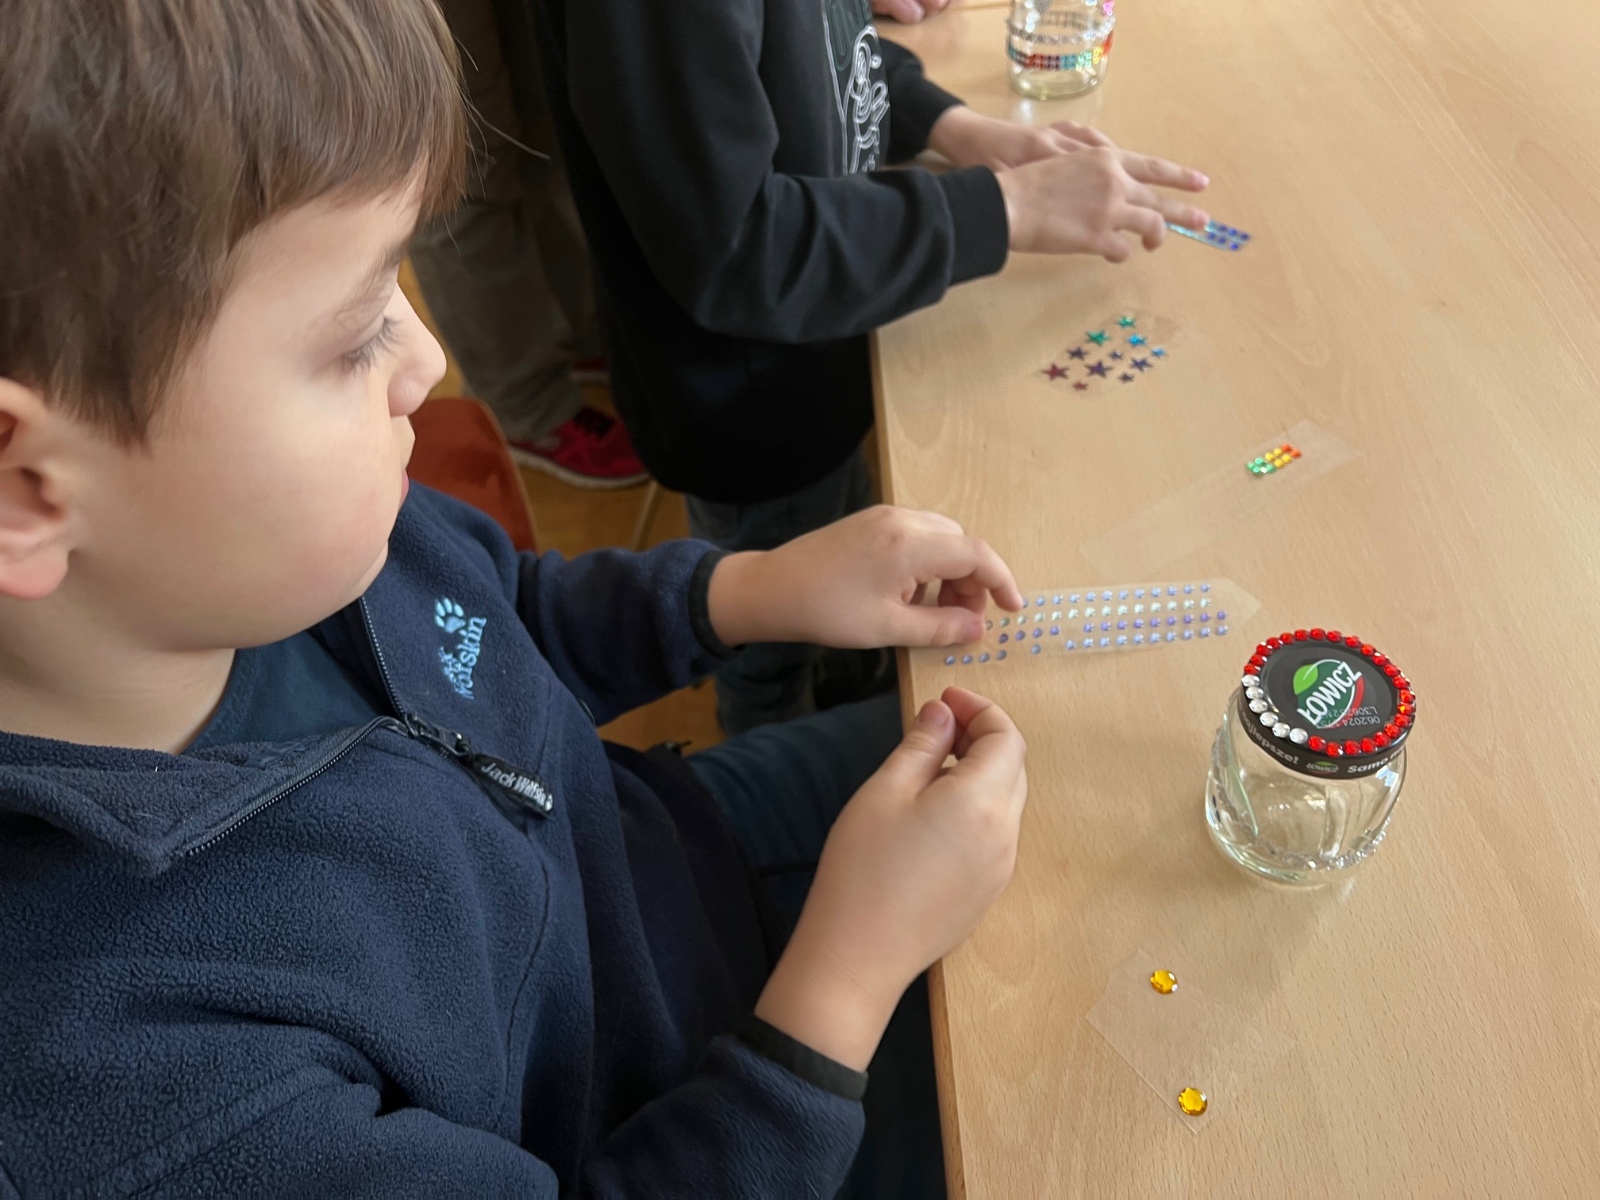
[0,378,73,600]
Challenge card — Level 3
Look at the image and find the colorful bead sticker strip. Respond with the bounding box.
[1246,443,1301,475]
[921,578,1262,668]
[1005,35,1112,74]
[1166,219,1251,251]
[1079,420,1359,578]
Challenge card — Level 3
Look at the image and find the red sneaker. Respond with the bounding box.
[569,356,610,386]
[509,406,649,489]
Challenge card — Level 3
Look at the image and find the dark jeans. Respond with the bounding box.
[689,694,947,1200]
[686,448,875,735]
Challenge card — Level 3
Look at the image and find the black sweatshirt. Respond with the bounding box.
[526,0,1010,503]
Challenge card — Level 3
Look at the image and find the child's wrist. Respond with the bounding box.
[755,932,904,1072]
[704,550,775,647]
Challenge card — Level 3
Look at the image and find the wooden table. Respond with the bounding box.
[873,3,1600,1195]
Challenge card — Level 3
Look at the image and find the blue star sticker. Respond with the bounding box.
[1119,372,1135,382]
[1109,350,1124,360]
[1151,347,1167,358]
[1128,334,1147,345]
[1131,357,1151,371]
[1067,346,1087,360]
[1086,361,1110,377]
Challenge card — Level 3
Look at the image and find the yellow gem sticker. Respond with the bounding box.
[1149,969,1178,995]
[1177,1087,1208,1116]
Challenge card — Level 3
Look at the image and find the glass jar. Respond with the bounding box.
[1006,0,1116,100]
[1205,629,1417,886]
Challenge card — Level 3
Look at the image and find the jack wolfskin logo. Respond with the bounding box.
[433,598,487,698]
[434,598,468,634]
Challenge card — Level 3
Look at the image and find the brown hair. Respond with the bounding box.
[0,0,466,442]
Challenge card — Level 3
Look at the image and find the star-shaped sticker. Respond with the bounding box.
[1086,361,1110,377]
[1072,381,1088,390]
[1086,331,1108,344]
[1128,334,1147,346]
[1043,363,1068,380]
[1109,350,1124,360]
[1066,346,1087,360]
[1118,316,1137,327]
[1151,347,1167,358]
[1119,372,1135,382]
[1131,357,1151,371]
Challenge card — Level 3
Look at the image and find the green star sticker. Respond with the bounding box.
[1086,330,1108,344]
[1118,316,1137,327]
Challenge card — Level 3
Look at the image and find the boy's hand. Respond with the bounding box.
[706,506,1025,650]
[927,105,1114,172]
[756,688,1029,1069]
[873,0,952,20]
[995,146,1210,261]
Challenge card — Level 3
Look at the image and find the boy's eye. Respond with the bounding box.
[340,317,400,373]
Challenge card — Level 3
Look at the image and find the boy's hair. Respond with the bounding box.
[0,0,466,443]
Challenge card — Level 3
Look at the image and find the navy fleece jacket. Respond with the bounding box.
[0,486,863,1197]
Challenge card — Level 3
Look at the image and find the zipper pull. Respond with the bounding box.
[395,714,554,819]
[465,751,555,817]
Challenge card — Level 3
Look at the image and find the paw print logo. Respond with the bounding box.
[434,598,467,634]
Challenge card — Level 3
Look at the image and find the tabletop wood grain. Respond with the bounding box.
[873,2,1600,1195]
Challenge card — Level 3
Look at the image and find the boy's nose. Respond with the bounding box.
[390,318,446,419]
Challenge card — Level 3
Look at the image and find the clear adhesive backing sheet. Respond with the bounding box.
[1080,420,1359,578]
[1086,950,1295,1132]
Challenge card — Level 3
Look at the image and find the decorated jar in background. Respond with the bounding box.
[1006,0,1115,100]
[1205,629,1417,886]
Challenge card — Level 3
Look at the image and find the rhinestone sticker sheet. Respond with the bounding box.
[1036,310,1185,396]
[1165,218,1252,252]
[1080,420,1359,578]
[919,578,1260,670]
[1086,949,1294,1133]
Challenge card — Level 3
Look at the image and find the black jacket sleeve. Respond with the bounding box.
[880,38,963,162]
[559,0,1009,345]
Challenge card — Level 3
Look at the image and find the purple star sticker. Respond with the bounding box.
[1109,350,1124,360]
[1119,372,1135,382]
[1042,363,1068,380]
[1086,361,1110,377]
[1066,347,1087,360]
[1131,357,1151,371]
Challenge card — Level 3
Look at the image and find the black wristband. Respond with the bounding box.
[687,549,738,659]
[734,1014,869,1102]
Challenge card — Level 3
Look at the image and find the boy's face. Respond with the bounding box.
[58,186,446,651]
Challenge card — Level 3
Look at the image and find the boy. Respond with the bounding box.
[0,2,1029,1196]
[527,0,1212,733]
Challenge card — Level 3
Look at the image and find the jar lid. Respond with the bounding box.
[1238,629,1417,778]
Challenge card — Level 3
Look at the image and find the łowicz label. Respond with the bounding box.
[1292,658,1365,729]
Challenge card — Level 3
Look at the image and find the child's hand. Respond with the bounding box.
[927,105,1115,172]
[706,506,1025,650]
[996,147,1210,262]
[872,0,952,21]
[755,688,1029,1069]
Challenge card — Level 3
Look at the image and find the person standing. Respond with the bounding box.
[409,0,647,487]
[528,0,1210,731]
